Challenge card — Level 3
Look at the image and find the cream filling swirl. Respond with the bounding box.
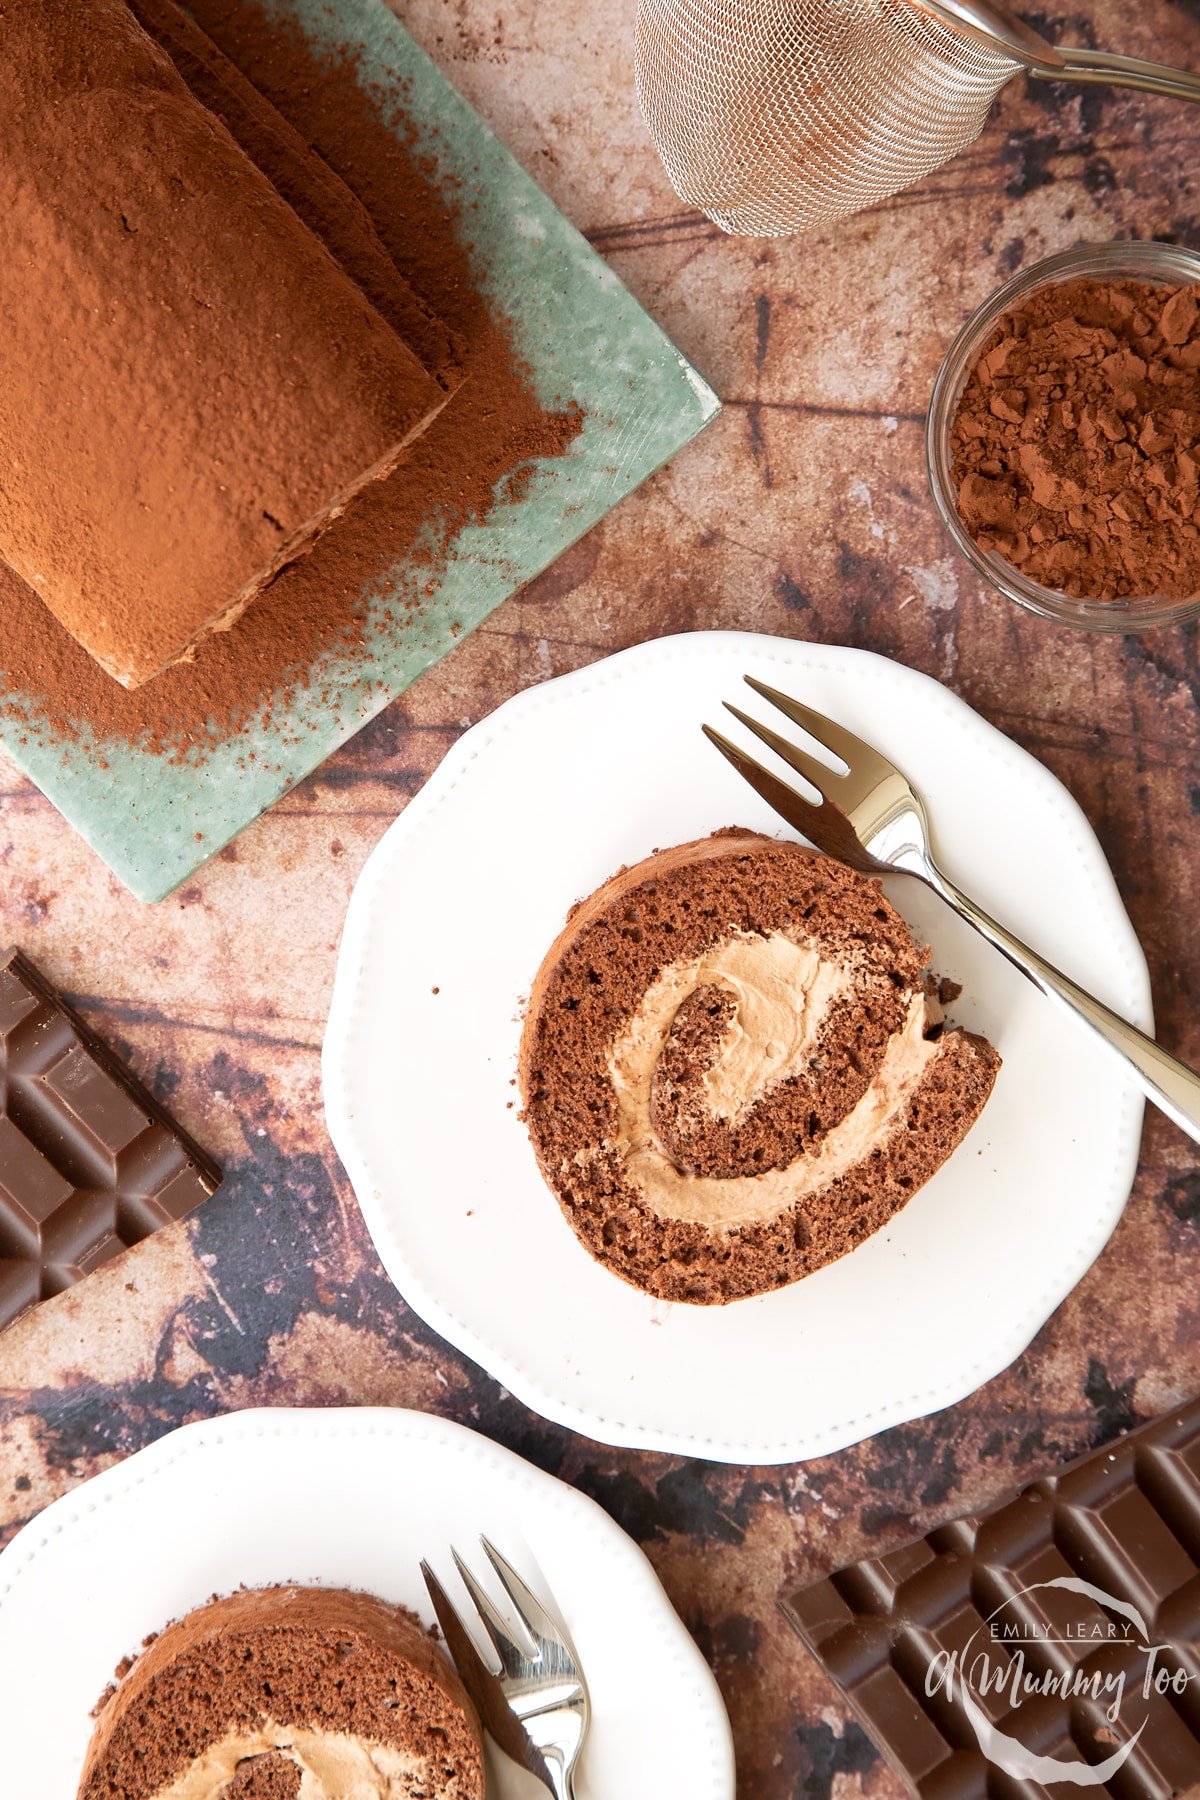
[604,930,938,1231]
[151,1723,430,1799]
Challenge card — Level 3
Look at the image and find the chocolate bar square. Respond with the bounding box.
[783,1401,1200,1798]
[0,949,220,1329]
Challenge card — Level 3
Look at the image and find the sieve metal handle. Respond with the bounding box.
[1039,47,1200,105]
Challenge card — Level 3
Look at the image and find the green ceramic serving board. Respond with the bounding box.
[0,0,718,902]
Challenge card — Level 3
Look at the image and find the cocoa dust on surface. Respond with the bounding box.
[0,0,581,757]
[951,275,1200,603]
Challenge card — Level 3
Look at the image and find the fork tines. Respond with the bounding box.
[421,1536,589,1796]
[703,675,881,871]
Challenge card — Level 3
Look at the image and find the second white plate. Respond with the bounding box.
[0,1408,732,1798]
[323,632,1150,1463]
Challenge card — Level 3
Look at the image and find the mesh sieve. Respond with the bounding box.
[634,0,1028,236]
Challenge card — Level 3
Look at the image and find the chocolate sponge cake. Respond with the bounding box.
[78,1587,485,1800]
[519,832,1000,1304]
[221,1756,301,1798]
[1,0,449,687]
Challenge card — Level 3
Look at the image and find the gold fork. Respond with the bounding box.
[705,675,1200,1145]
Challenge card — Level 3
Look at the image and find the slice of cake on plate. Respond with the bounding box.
[77,1587,485,1799]
[519,831,1000,1304]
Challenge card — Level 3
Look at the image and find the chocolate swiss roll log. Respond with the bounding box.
[519,833,1000,1304]
[1,0,449,689]
[124,0,463,389]
[77,1588,486,1800]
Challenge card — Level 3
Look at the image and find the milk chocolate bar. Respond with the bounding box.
[783,1400,1200,1798]
[0,949,220,1330]
[1,0,448,687]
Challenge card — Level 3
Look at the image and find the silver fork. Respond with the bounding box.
[704,674,1200,1145]
[421,1537,590,1800]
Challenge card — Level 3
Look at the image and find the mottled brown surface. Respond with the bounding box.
[1,4,1199,1797]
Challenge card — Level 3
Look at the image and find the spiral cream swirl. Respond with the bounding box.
[151,1728,423,1798]
[604,928,941,1231]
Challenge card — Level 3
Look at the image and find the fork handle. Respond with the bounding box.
[540,1750,576,1800]
[917,859,1200,1144]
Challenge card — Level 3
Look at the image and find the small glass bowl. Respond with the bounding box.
[925,241,1200,633]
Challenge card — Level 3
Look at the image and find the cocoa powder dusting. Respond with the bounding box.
[0,0,580,757]
[951,276,1200,602]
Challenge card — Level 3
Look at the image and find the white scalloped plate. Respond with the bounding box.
[323,631,1151,1463]
[0,1407,733,1798]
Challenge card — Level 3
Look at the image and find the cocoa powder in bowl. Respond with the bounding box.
[950,274,1200,605]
